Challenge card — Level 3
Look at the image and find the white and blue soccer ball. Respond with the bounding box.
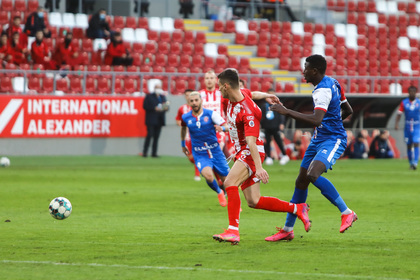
[49,197,72,220]
[0,157,10,167]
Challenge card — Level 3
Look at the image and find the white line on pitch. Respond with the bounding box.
[0,260,410,280]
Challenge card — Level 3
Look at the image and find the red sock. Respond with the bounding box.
[226,186,241,228]
[255,196,295,213]
[214,172,223,186]
[188,155,195,164]
[194,165,200,176]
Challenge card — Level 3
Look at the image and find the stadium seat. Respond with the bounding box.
[132,42,144,53]
[123,78,136,94]
[204,43,218,58]
[217,44,228,56]
[228,56,238,69]
[0,11,8,25]
[93,39,107,52]
[283,83,295,93]
[174,18,184,30]
[75,13,89,29]
[147,30,158,41]
[27,0,39,12]
[192,55,203,68]
[184,30,195,43]
[69,77,82,94]
[138,17,149,29]
[213,20,224,32]
[62,13,75,28]
[260,21,270,32]
[235,33,246,45]
[28,77,41,92]
[248,20,258,32]
[225,20,235,33]
[14,0,26,11]
[172,30,183,43]
[179,54,191,67]
[122,28,135,43]
[97,77,110,94]
[257,45,268,57]
[144,41,157,54]
[270,33,281,45]
[235,19,249,34]
[135,28,148,43]
[196,32,206,44]
[204,56,215,70]
[41,77,53,93]
[194,43,204,56]
[1,0,13,11]
[246,31,258,46]
[291,21,304,36]
[0,76,13,93]
[157,42,170,54]
[161,17,175,32]
[125,17,137,29]
[271,21,281,34]
[282,22,291,34]
[154,53,166,67]
[181,42,194,55]
[113,16,125,29]
[148,17,162,32]
[267,44,279,58]
[49,12,63,27]
[159,31,171,43]
[215,55,227,69]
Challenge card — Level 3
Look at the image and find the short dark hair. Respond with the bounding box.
[408,85,417,92]
[306,54,327,75]
[184,89,194,94]
[217,68,239,89]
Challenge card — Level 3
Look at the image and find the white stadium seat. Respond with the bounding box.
[312,45,325,56]
[407,26,419,40]
[135,29,148,43]
[48,12,62,27]
[93,38,108,51]
[334,23,346,37]
[235,19,249,34]
[204,43,218,58]
[387,1,398,14]
[390,83,402,95]
[399,60,412,76]
[122,28,135,43]
[161,17,175,33]
[312,33,325,46]
[366,13,379,27]
[75,13,89,29]
[12,77,28,93]
[148,17,162,32]
[397,37,410,51]
[62,13,75,28]
[291,21,304,36]
[375,1,388,14]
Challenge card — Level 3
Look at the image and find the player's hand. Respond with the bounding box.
[214,125,224,132]
[266,94,280,104]
[182,147,190,156]
[270,103,288,115]
[255,168,269,184]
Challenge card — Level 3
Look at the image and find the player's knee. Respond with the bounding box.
[306,172,319,184]
[246,198,259,208]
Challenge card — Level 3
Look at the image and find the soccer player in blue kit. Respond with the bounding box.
[269,55,357,241]
[181,91,230,207]
[395,86,420,170]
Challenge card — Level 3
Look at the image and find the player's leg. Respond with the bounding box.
[142,125,154,157]
[151,125,162,157]
[263,129,274,164]
[412,128,420,169]
[186,139,201,180]
[308,139,357,233]
[213,160,249,244]
[195,154,226,206]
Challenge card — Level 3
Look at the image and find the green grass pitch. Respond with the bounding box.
[0,156,419,280]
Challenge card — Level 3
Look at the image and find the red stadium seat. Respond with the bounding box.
[112,16,124,29]
[259,32,270,45]
[123,78,136,94]
[356,0,366,12]
[28,77,41,92]
[347,12,357,24]
[144,41,157,54]
[204,56,215,70]
[184,30,194,43]
[270,33,280,45]
[41,77,54,93]
[148,30,158,41]
[132,42,143,53]
[131,53,142,66]
[182,42,194,55]
[216,55,227,68]
[283,83,295,93]
[14,0,26,12]
[125,17,137,29]
[1,0,13,11]
[271,21,281,34]
[214,20,224,32]
[267,44,279,58]
[169,42,181,55]
[250,80,260,91]
[82,39,93,52]
[97,77,110,94]
[138,17,148,29]
[157,42,169,54]
[159,31,171,43]
[282,22,291,34]
[0,11,9,25]
[259,21,270,32]
[194,43,204,56]
[225,20,235,33]
[247,31,258,46]
[69,77,82,94]
[279,58,290,70]
[87,65,99,79]
[248,20,258,32]
[275,82,283,93]
[217,44,228,56]
[27,0,39,12]
[314,23,324,34]
[397,1,406,12]
[257,45,268,57]
[192,54,203,68]
[228,56,238,69]
[179,54,191,67]
[171,29,183,43]
[239,57,250,69]
[407,2,417,14]
[174,79,187,95]
[235,33,246,45]
[196,32,206,44]
[84,77,95,93]
[174,18,184,30]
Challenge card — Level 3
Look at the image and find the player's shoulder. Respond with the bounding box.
[182,110,193,119]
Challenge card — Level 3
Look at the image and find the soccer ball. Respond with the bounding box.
[0,157,10,167]
[49,197,72,220]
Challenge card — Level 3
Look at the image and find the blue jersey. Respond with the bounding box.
[181,108,225,155]
[312,76,347,143]
[398,98,420,132]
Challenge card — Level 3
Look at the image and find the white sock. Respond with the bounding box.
[228,225,239,231]
[341,208,352,215]
[293,204,297,214]
[283,226,293,232]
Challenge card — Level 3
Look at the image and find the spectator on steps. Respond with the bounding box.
[133,0,150,16]
[7,15,28,48]
[24,7,51,38]
[31,30,55,69]
[179,0,194,19]
[369,130,394,159]
[0,33,11,64]
[7,32,28,65]
[86,9,111,39]
[53,31,80,69]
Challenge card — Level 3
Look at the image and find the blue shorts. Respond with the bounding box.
[301,138,347,172]
[404,128,420,145]
[193,148,230,177]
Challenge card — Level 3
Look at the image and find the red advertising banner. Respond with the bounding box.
[0,95,146,138]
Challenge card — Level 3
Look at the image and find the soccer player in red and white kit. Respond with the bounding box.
[175,89,201,181]
[212,69,311,244]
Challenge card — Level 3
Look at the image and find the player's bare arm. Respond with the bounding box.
[251,91,280,104]
[395,113,402,130]
[214,123,228,133]
[180,126,190,156]
[270,104,326,127]
[245,135,269,184]
[341,101,353,120]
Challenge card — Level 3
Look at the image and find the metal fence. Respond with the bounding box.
[1,69,419,95]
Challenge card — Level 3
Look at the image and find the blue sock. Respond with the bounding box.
[285,187,308,228]
[207,179,222,194]
[313,176,348,213]
[414,146,419,165]
[407,147,413,165]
